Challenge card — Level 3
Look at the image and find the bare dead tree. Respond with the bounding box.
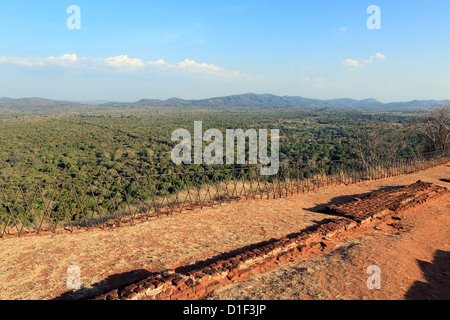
[353,120,407,165]
[410,105,450,153]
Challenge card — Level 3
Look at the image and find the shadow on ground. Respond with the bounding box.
[174,217,334,274]
[53,269,155,300]
[304,186,401,214]
[405,249,450,300]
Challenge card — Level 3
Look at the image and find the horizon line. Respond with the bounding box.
[2,93,450,105]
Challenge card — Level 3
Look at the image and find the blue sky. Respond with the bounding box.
[0,0,449,102]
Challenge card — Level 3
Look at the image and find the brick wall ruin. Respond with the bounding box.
[94,181,447,300]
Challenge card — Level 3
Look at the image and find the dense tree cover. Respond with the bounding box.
[0,108,419,185]
[1,108,437,231]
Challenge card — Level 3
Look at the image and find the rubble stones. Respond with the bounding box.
[326,181,447,224]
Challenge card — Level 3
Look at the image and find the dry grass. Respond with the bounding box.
[0,162,448,300]
[208,192,450,300]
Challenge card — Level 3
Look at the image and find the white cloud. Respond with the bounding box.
[0,56,35,66]
[102,55,145,68]
[341,53,386,68]
[178,58,239,77]
[47,53,78,64]
[342,58,363,68]
[148,59,167,66]
[178,59,218,71]
[0,54,79,67]
[0,54,243,79]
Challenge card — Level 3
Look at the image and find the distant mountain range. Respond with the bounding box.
[0,97,82,110]
[1,93,449,112]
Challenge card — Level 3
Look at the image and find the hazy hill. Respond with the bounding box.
[101,93,449,111]
[1,93,449,112]
[0,97,82,111]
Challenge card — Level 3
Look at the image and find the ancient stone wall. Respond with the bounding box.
[94,181,447,300]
